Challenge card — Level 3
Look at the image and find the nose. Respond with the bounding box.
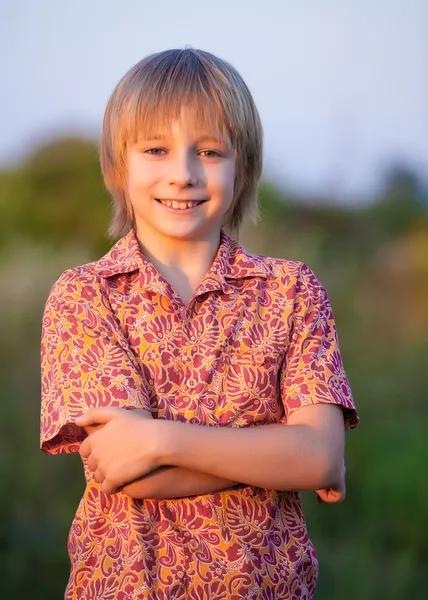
[168,151,198,187]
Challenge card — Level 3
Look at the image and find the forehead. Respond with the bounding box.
[137,111,229,144]
[123,90,233,147]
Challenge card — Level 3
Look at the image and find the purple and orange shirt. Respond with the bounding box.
[41,229,358,599]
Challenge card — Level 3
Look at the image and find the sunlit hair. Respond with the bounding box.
[100,48,263,238]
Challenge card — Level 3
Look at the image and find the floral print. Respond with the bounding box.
[40,230,358,599]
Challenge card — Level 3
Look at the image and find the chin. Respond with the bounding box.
[159,221,221,241]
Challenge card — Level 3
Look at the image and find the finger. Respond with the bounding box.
[322,489,345,504]
[74,408,123,427]
[316,489,328,503]
[329,494,344,504]
[94,468,104,485]
[316,488,340,504]
[79,437,91,459]
[84,424,105,435]
[86,455,97,472]
[102,478,119,495]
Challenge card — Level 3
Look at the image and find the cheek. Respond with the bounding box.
[127,157,158,192]
[216,162,235,200]
[127,157,140,193]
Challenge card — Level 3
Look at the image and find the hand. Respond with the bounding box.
[75,407,160,495]
[315,459,346,504]
[82,408,150,436]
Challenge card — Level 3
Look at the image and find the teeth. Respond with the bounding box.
[159,199,201,209]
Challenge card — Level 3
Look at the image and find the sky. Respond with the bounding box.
[1,0,427,201]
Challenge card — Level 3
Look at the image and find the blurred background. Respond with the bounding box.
[1,1,427,598]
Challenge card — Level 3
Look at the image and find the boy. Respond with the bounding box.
[41,48,358,599]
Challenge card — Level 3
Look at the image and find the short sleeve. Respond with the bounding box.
[280,264,358,430]
[40,272,151,454]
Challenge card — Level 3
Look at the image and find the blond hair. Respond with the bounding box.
[100,48,263,238]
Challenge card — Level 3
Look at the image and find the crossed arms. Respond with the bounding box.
[78,402,346,503]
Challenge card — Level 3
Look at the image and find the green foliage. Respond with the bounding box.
[1,137,427,598]
[364,164,427,239]
[0,138,112,256]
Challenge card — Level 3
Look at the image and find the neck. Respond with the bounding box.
[135,227,222,304]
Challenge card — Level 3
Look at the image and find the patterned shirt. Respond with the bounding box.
[41,229,358,600]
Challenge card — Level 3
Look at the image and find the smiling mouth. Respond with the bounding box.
[155,198,207,210]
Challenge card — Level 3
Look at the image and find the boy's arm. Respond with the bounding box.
[160,403,346,493]
[83,424,237,498]
[120,467,237,499]
[84,421,342,501]
[78,403,346,495]
[85,423,342,501]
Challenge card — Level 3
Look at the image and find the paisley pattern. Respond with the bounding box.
[40,230,358,599]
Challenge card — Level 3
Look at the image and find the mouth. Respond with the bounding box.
[155,198,207,210]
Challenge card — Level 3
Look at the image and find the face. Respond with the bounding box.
[126,112,236,245]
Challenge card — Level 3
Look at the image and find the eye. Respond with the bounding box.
[144,147,166,156]
[199,150,223,158]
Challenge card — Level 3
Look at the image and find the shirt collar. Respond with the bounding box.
[93,229,272,294]
[207,232,273,294]
[93,230,145,278]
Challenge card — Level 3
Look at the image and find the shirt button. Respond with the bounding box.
[254,352,265,365]
[189,539,200,551]
[187,377,197,389]
[177,570,185,579]
[187,377,198,390]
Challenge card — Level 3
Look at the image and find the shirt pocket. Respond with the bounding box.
[216,349,285,427]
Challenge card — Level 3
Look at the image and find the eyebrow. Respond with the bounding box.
[197,135,225,144]
[143,133,167,141]
[140,133,225,144]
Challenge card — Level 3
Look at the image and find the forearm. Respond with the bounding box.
[160,420,343,492]
[121,466,237,499]
[84,423,236,498]
[78,404,344,496]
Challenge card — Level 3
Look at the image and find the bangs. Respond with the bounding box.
[101,47,263,238]
[116,50,241,148]
[127,94,231,146]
